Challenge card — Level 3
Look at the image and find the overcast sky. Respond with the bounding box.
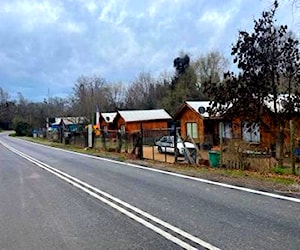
[0,0,298,102]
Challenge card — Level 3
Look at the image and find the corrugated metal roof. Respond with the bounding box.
[53,116,88,125]
[118,109,172,122]
[101,112,117,123]
[186,101,211,118]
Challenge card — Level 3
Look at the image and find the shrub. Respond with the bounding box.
[14,121,32,136]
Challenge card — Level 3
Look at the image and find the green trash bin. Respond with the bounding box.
[208,150,220,167]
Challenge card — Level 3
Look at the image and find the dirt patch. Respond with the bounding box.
[143,145,179,163]
[142,145,209,164]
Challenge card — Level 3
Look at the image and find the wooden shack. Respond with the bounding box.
[114,109,172,133]
[174,101,223,147]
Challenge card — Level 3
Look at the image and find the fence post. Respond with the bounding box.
[101,129,107,151]
[290,120,296,175]
[152,138,155,160]
[170,122,177,163]
[138,124,143,159]
[116,130,122,153]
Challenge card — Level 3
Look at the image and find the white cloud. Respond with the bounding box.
[1,1,62,30]
[63,21,86,33]
[85,1,98,14]
[0,0,296,101]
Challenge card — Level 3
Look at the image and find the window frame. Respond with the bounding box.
[220,121,232,139]
[242,121,260,143]
[186,122,198,139]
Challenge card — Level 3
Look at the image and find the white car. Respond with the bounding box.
[155,136,196,155]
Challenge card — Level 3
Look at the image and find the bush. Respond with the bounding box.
[14,121,32,136]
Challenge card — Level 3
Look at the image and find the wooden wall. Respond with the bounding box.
[100,117,116,131]
[176,106,205,144]
[126,120,169,132]
[230,111,298,151]
[115,115,170,133]
[231,117,274,149]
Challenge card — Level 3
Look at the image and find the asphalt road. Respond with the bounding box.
[0,133,299,250]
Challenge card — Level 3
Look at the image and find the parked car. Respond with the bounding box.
[155,135,196,155]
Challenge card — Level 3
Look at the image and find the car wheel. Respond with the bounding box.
[158,146,163,153]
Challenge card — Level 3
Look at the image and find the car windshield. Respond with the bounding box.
[159,136,183,143]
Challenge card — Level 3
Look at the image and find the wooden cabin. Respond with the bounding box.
[114,109,172,133]
[100,112,117,131]
[175,97,300,153]
[221,95,300,153]
[174,101,222,148]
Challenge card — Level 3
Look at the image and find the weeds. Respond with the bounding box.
[272,166,292,175]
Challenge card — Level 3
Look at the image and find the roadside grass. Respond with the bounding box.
[272,165,293,175]
[23,137,128,162]
[21,136,300,188]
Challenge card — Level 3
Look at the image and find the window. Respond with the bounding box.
[120,125,125,133]
[186,122,198,139]
[160,136,168,143]
[242,122,260,143]
[220,121,232,139]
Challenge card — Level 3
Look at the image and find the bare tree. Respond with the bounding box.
[70,75,110,120]
[124,72,158,110]
[107,82,126,111]
[192,51,229,92]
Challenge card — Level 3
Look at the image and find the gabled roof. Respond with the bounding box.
[101,112,117,123]
[118,109,172,122]
[174,101,212,119]
[52,116,88,125]
[185,101,211,118]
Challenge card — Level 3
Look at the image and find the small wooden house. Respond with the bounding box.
[174,101,223,147]
[114,109,172,133]
[175,96,300,153]
[229,98,300,152]
[100,112,117,131]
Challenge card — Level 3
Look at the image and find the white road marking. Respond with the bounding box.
[1,141,220,250]
[11,138,300,204]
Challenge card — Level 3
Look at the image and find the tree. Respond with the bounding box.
[0,87,9,103]
[0,88,15,129]
[107,82,126,111]
[12,116,31,136]
[191,51,229,98]
[124,72,159,110]
[160,53,200,114]
[70,75,110,121]
[204,1,300,165]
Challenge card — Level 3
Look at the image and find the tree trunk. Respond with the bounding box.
[276,126,284,167]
